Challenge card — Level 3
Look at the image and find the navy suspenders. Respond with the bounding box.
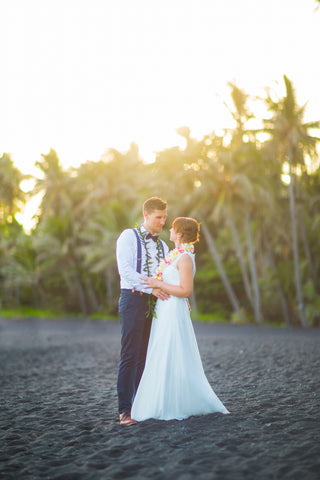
[132,229,142,273]
[132,228,165,273]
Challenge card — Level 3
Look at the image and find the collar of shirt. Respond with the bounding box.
[139,225,158,241]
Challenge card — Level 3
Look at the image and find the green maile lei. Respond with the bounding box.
[136,225,164,318]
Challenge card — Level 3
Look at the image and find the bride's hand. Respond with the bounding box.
[140,276,160,288]
[152,287,170,300]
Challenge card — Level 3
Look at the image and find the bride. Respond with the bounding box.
[131,217,229,422]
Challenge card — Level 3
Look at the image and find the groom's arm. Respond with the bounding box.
[116,229,153,294]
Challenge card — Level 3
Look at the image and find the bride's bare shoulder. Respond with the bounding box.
[177,252,194,269]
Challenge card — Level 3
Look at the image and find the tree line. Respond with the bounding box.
[1,76,320,326]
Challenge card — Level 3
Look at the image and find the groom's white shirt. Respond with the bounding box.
[116,226,169,294]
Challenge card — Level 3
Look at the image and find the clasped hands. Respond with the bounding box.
[140,276,170,301]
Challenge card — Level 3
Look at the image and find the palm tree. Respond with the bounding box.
[0,154,28,309]
[78,203,139,312]
[32,150,90,314]
[199,218,246,322]
[34,214,89,315]
[0,153,25,223]
[34,149,71,221]
[0,222,22,308]
[2,233,45,309]
[197,85,266,323]
[167,128,249,322]
[264,75,320,326]
[72,145,149,313]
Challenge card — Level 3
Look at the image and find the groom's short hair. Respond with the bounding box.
[143,197,167,213]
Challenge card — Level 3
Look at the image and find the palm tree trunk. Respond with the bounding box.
[200,219,247,322]
[265,250,291,326]
[63,271,74,292]
[245,213,261,323]
[85,277,100,312]
[72,270,88,316]
[295,178,316,284]
[288,148,308,327]
[299,214,316,283]
[32,281,45,309]
[227,209,253,307]
[15,285,20,302]
[262,228,291,326]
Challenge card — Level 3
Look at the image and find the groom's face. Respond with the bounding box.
[144,209,167,234]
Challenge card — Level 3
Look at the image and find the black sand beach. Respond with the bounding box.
[0,317,319,480]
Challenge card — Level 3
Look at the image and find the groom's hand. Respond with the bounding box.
[152,288,170,301]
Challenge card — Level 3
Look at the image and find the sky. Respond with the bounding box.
[1,0,320,181]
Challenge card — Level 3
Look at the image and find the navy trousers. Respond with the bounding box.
[117,290,152,414]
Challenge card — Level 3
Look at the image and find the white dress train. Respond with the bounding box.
[131,252,229,421]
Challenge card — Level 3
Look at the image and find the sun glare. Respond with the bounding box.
[16,192,44,234]
[281,174,291,185]
[1,0,319,200]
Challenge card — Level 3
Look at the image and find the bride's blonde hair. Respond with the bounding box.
[172,217,200,244]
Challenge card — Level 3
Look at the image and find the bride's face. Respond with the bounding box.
[169,227,174,242]
[169,227,181,243]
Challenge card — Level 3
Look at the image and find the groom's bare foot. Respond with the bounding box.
[119,412,137,426]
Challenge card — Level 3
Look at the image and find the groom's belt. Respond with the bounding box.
[121,288,151,296]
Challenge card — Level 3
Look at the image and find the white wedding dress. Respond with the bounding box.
[131,252,229,421]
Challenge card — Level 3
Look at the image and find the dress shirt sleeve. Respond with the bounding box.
[116,229,152,294]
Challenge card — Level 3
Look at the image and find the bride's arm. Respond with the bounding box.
[141,254,194,298]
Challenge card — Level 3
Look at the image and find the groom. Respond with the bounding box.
[116,197,169,425]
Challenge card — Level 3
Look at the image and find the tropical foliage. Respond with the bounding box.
[1,77,319,326]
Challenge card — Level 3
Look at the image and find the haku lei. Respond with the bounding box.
[155,243,194,280]
[136,225,164,317]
